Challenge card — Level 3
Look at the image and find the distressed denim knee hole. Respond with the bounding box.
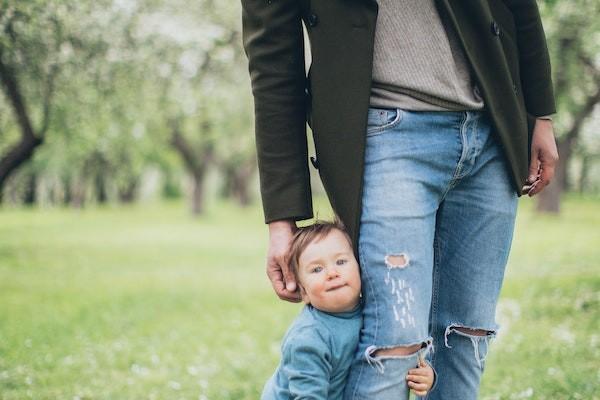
[444,324,497,369]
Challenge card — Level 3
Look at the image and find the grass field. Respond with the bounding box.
[0,195,598,399]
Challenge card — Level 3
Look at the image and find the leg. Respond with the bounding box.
[345,108,467,400]
[427,111,518,399]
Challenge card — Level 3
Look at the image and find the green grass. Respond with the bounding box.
[0,195,598,399]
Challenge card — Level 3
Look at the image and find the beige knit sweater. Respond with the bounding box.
[370,0,484,111]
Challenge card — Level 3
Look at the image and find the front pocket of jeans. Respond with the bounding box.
[366,108,403,136]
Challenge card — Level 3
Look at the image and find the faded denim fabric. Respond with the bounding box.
[344,107,518,400]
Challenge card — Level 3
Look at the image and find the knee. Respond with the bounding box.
[373,343,422,357]
[444,324,497,368]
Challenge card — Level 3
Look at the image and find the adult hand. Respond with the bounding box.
[267,219,301,302]
[522,118,559,196]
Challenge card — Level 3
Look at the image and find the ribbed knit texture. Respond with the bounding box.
[370,0,484,111]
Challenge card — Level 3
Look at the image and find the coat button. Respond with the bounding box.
[307,13,318,27]
[310,156,319,170]
[490,21,500,36]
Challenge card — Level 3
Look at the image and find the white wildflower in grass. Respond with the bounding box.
[131,363,150,376]
[481,394,501,400]
[495,299,521,343]
[168,380,182,390]
[151,354,161,365]
[197,379,208,389]
[510,387,534,399]
[187,365,199,376]
[198,395,208,400]
[590,334,598,348]
[24,339,32,348]
[547,367,561,376]
[551,324,576,346]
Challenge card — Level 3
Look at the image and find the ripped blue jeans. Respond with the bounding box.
[344,107,518,400]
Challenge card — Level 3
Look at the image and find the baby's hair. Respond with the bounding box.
[287,216,353,282]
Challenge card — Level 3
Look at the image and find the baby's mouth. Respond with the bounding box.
[327,283,347,292]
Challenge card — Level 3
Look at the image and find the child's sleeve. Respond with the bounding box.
[281,327,333,400]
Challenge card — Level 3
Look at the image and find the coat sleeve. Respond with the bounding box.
[503,0,556,117]
[241,0,313,224]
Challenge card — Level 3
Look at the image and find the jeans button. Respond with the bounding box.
[308,13,319,27]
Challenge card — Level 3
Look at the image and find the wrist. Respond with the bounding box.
[268,219,296,234]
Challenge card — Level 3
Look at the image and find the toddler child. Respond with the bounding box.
[261,219,434,399]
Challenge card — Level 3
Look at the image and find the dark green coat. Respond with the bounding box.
[241,0,556,251]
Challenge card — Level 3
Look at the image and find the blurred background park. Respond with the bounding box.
[0,0,598,399]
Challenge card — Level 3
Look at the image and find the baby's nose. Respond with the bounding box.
[327,267,340,278]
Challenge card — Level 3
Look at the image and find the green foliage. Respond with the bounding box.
[0,196,598,399]
[539,0,600,134]
[1,0,253,205]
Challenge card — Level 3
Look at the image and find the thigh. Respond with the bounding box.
[430,119,518,332]
[346,108,467,400]
[359,108,459,348]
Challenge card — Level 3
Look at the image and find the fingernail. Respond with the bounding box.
[287,282,296,291]
[528,175,536,182]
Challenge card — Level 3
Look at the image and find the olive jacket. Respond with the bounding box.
[241,0,556,252]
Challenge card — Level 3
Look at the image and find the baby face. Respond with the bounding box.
[297,229,361,313]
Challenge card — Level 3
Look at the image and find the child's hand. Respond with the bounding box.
[406,357,434,397]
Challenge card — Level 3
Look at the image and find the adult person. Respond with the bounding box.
[241,0,558,398]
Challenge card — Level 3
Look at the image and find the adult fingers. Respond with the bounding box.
[279,253,297,293]
[267,256,300,302]
[528,153,558,197]
[527,146,541,184]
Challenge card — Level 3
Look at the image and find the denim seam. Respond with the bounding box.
[350,242,375,400]
[428,231,442,384]
[440,111,467,201]
[366,108,403,136]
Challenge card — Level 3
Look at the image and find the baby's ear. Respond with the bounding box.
[299,284,310,305]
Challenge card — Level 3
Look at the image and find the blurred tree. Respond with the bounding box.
[0,1,60,201]
[135,0,247,214]
[536,0,600,212]
[0,0,261,211]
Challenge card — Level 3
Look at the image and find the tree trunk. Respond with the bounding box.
[232,162,255,206]
[62,175,72,205]
[23,170,37,205]
[578,154,590,193]
[95,173,108,203]
[71,178,86,209]
[0,49,51,203]
[191,171,204,215]
[118,178,138,203]
[169,119,214,216]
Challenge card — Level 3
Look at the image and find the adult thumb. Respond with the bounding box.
[528,147,540,183]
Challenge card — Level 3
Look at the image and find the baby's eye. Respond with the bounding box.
[336,259,348,266]
[311,266,324,273]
